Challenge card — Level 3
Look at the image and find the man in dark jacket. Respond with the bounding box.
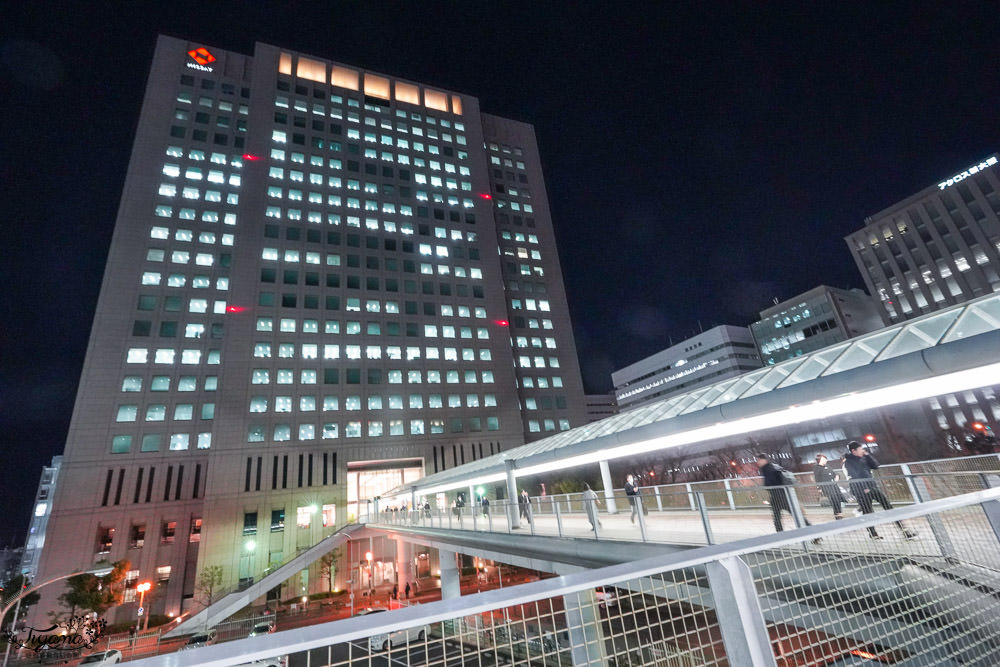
[813,454,845,519]
[624,474,642,525]
[844,441,916,539]
[756,454,816,538]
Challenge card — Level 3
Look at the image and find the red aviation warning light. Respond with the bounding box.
[187,48,216,65]
[242,154,262,161]
[478,193,492,200]
[494,319,509,327]
[226,305,247,313]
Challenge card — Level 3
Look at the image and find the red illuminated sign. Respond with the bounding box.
[187,48,216,65]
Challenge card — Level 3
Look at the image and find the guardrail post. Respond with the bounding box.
[723,479,736,511]
[982,500,1000,542]
[600,460,618,514]
[899,464,921,503]
[686,483,697,511]
[554,501,564,537]
[635,494,649,542]
[705,556,778,667]
[786,486,807,529]
[654,486,663,512]
[696,492,715,545]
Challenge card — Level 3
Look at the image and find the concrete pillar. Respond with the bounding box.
[439,549,461,600]
[505,460,521,529]
[562,589,608,665]
[396,540,414,600]
[600,460,618,514]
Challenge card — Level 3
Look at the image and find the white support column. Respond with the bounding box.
[506,460,521,529]
[439,549,461,600]
[705,556,777,666]
[562,589,608,665]
[600,460,618,514]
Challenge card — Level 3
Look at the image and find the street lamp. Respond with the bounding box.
[135,581,152,633]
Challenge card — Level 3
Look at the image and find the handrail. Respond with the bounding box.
[129,486,1000,667]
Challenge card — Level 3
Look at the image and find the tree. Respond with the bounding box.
[196,565,224,608]
[56,560,129,618]
[319,548,343,593]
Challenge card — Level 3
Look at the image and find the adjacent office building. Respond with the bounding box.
[612,325,761,411]
[34,36,586,621]
[846,154,1000,322]
[20,456,62,582]
[750,285,886,366]
[584,393,618,422]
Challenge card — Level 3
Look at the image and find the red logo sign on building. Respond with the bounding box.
[187,48,216,66]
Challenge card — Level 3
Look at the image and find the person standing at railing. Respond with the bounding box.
[582,483,602,529]
[519,489,533,525]
[756,454,819,541]
[844,442,917,540]
[813,454,846,520]
[625,474,642,524]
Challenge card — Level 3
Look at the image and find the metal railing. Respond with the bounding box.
[366,462,1000,548]
[129,486,1000,666]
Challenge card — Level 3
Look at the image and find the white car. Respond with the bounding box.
[80,650,122,665]
[180,629,217,650]
[248,621,276,637]
[356,608,428,650]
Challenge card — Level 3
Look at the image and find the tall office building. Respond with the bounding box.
[34,36,585,622]
[846,154,1000,322]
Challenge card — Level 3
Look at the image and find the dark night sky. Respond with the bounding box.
[3,2,999,545]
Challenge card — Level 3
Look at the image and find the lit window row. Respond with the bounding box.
[126,348,222,364]
[111,432,211,453]
[514,336,558,349]
[174,93,249,116]
[257,247,484,279]
[140,270,228,291]
[116,402,215,422]
[519,376,563,389]
[500,231,539,244]
[527,419,570,433]
[253,342,493,362]
[265,184,473,209]
[154,206,237,226]
[487,142,524,157]
[253,317,489,336]
[165,146,245,166]
[250,368,496,385]
[248,416,498,441]
[510,299,551,312]
[157,183,239,205]
[162,163,242,186]
[517,356,562,369]
[249,392,497,413]
[276,93,464,134]
[493,199,534,213]
[489,154,526,170]
[121,375,218,392]
[503,246,543,261]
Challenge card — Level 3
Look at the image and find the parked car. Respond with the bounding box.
[80,650,123,665]
[356,608,428,650]
[180,628,217,650]
[248,621,276,637]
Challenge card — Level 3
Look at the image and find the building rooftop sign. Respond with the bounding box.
[937,156,997,190]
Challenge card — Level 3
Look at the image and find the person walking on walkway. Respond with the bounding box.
[756,454,818,540]
[624,474,642,524]
[518,489,532,525]
[581,483,602,530]
[813,454,846,520]
[844,441,917,540]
